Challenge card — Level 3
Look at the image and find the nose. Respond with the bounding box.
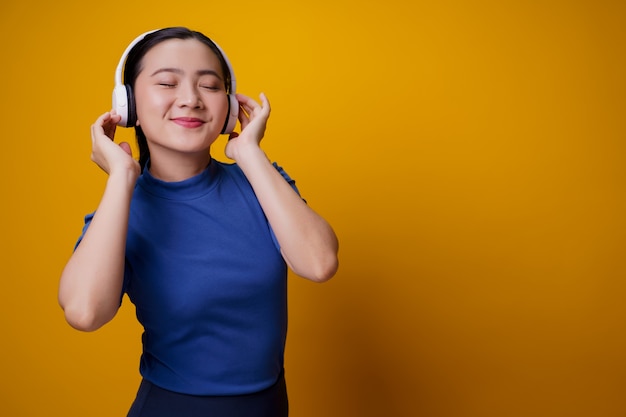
[177,82,203,108]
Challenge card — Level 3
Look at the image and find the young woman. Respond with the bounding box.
[58,27,338,417]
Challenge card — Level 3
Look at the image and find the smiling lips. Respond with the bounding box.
[172,117,205,128]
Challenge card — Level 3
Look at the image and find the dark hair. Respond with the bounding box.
[123,27,233,172]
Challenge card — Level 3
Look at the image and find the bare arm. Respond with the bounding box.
[58,112,140,331]
[226,94,339,282]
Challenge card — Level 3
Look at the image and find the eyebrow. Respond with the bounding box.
[150,68,223,80]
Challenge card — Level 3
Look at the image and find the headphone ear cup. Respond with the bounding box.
[112,84,129,127]
[221,94,239,134]
[112,84,136,127]
[125,84,137,127]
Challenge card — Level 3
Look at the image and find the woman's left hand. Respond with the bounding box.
[224,92,339,282]
[225,93,271,161]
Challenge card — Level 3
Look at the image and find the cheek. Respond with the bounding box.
[134,90,169,125]
[211,94,231,119]
[135,89,165,111]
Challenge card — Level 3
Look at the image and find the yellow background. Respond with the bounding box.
[1,0,625,416]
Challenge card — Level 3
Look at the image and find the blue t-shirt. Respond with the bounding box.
[77,159,299,396]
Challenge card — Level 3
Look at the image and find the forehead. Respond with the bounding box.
[140,38,223,75]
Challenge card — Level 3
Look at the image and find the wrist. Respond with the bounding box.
[231,143,268,168]
[107,165,139,189]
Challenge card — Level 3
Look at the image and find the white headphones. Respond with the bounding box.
[112,29,239,133]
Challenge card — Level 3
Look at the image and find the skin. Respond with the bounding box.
[59,38,339,332]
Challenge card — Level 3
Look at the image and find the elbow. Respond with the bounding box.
[59,301,111,332]
[63,310,100,332]
[312,238,340,283]
[286,237,339,283]
[314,255,339,283]
[299,253,339,283]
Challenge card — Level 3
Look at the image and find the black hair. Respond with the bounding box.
[123,27,232,172]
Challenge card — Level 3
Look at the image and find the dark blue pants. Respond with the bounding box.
[127,372,288,417]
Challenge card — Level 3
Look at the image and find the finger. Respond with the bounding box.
[240,93,270,117]
[258,92,271,117]
[95,111,119,140]
[259,92,270,110]
[109,111,122,124]
[94,111,109,127]
[119,142,133,156]
[235,93,251,104]
[91,112,117,145]
[91,113,107,140]
[102,116,118,139]
[236,93,260,114]
[93,111,113,131]
[238,102,250,119]
[238,107,250,130]
[240,102,257,116]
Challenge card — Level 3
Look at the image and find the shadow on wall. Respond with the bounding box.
[290,245,455,417]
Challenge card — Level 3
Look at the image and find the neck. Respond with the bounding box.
[148,151,212,182]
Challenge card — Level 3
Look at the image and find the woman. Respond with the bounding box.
[58,27,339,417]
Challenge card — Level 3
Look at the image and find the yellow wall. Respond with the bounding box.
[1,0,625,416]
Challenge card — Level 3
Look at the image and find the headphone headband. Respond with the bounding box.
[114,30,158,87]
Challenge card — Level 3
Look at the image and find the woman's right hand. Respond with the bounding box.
[90,111,140,179]
[59,111,140,331]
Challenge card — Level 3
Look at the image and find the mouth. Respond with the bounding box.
[172,117,205,128]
